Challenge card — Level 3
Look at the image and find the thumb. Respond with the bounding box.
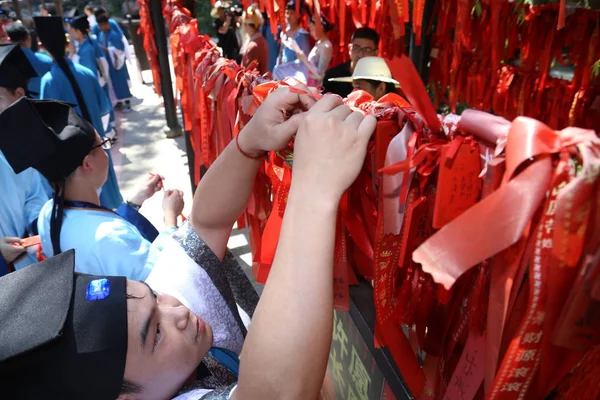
[270,112,306,143]
[357,115,377,145]
[3,237,23,245]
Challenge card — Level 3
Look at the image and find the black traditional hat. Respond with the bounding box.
[69,14,90,33]
[0,97,96,182]
[0,250,128,399]
[34,16,66,59]
[0,44,38,91]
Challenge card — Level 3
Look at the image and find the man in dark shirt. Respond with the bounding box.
[322,27,380,98]
[212,1,240,62]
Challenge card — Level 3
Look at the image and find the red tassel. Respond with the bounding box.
[557,0,566,30]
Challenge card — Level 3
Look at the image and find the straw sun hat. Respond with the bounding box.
[328,57,400,86]
[210,1,231,18]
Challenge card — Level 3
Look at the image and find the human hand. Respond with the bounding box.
[162,189,184,226]
[0,237,25,264]
[291,94,377,202]
[129,173,164,206]
[239,84,318,157]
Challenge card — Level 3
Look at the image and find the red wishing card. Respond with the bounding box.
[433,139,482,229]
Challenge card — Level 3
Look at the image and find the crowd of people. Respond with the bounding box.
[0,1,394,399]
[212,0,402,101]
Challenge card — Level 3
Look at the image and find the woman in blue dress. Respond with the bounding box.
[97,15,132,112]
[34,16,123,209]
[273,1,310,75]
[67,15,116,138]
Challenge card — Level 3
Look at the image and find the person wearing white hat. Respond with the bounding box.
[328,56,399,101]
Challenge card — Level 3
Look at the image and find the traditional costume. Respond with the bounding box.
[0,44,50,274]
[0,98,168,281]
[96,23,132,103]
[0,98,261,398]
[0,234,258,399]
[69,15,115,135]
[35,16,123,209]
[91,17,123,38]
[0,250,129,398]
[21,47,52,98]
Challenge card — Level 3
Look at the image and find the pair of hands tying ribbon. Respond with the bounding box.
[238,79,377,203]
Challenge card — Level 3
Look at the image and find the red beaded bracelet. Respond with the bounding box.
[236,133,265,160]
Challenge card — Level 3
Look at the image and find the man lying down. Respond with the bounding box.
[0,85,377,399]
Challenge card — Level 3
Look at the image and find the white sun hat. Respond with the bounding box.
[328,56,400,86]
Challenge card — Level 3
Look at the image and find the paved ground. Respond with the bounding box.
[112,60,261,294]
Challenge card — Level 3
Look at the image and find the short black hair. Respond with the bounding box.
[6,22,30,43]
[40,4,57,14]
[352,27,380,47]
[94,6,108,18]
[96,15,109,25]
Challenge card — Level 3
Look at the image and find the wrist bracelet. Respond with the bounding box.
[235,133,265,160]
[126,201,141,211]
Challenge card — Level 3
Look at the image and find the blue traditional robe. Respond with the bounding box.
[38,200,176,281]
[21,48,52,99]
[0,152,49,274]
[97,28,132,101]
[39,59,123,209]
[75,37,115,132]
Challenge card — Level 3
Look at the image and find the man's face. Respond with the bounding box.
[349,38,378,66]
[0,86,23,112]
[68,25,84,42]
[122,280,213,399]
[99,21,110,33]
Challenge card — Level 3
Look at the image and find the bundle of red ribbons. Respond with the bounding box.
[156,1,600,399]
[429,1,600,130]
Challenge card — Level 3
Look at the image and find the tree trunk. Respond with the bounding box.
[12,0,23,22]
[54,0,63,16]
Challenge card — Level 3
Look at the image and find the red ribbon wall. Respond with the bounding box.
[140,1,600,399]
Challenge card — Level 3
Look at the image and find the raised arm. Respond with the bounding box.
[233,95,376,399]
[190,88,316,260]
[300,41,333,83]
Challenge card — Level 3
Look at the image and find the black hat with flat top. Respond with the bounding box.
[0,44,38,91]
[0,250,128,399]
[0,97,96,182]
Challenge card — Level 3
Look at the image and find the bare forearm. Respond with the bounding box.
[190,138,261,259]
[218,19,230,34]
[236,187,338,399]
